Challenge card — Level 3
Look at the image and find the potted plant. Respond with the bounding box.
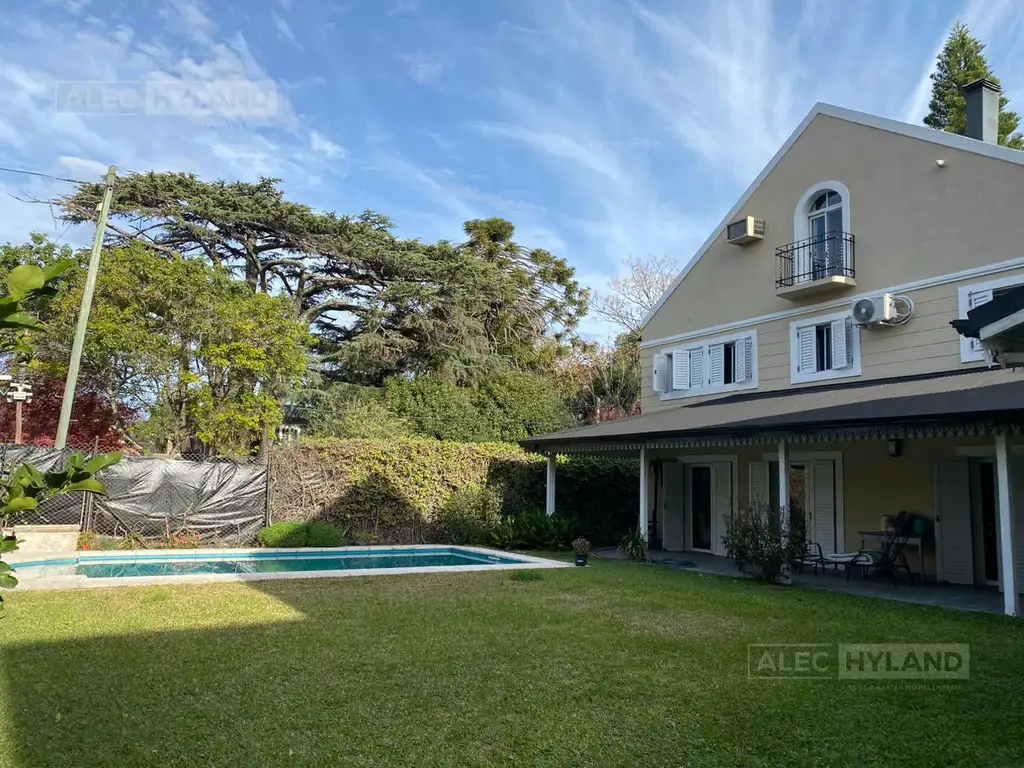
[571,536,591,567]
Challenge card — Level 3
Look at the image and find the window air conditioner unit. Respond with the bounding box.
[851,293,896,326]
[725,216,765,245]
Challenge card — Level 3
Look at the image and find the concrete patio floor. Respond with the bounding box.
[594,548,1011,615]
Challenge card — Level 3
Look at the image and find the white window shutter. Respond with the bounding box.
[653,353,667,393]
[968,288,994,354]
[708,343,725,387]
[671,349,690,391]
[689,347,704,390]
[749,461,769,508]
[734,336,752,383]
[797,326,816,374]
[830,318,850,370]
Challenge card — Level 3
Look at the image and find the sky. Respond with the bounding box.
[1,0,1023,338]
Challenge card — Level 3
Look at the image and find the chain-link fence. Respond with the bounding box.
[0,445,89,527]
[1,443,270,547]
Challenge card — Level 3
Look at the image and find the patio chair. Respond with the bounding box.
[823,527,915,587]
[795,542,827,575]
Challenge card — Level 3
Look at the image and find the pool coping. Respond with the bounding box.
[8,545,572,591]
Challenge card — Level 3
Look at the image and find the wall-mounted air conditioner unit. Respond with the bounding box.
[725,216,765,245]
[851,293,896,326]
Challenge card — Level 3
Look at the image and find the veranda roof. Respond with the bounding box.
[522,368,1024,453]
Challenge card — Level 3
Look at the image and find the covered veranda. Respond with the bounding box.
[523,368,1024,617]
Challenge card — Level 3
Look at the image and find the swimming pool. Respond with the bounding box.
[9,546,569,589]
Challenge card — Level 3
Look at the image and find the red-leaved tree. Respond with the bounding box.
[0,378,135,451]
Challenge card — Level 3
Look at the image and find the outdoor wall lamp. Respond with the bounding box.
[887,439,903,458]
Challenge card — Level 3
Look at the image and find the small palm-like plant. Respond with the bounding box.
[618,528,648,562]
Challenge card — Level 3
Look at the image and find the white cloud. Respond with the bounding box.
[58,156,108,179]
[387,0,420,17]
[272,11,298,46]
[310,131,344,158]
[160,0,217,46]
[0,0,333,247]
[403,55,442,86]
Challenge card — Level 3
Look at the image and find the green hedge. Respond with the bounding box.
[270,439,638,545]
[258,521,347,548]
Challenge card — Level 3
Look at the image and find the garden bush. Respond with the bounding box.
[436,486,503,545]
[722,504,807,583]
[304,521,347,547]
[488,508,578,551]
[258,522,309,547]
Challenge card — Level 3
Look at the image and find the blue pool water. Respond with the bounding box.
[15,547,523,579]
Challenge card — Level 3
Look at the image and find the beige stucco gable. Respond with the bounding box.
[644,111,1024,343]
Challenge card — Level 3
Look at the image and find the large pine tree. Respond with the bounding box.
[924,21,1023,148]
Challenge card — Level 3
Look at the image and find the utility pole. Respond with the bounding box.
[55,165,117,450]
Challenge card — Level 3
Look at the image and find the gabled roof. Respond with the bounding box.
[642,103,1024,330]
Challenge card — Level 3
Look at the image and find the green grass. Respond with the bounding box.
[1,559,1023,767]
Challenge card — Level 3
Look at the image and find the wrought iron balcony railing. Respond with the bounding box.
[776,232,855,289]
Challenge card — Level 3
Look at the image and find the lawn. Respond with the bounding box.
[1,558,1023,767]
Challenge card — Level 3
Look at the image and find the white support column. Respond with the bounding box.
[995,433,1019,616]
[545,454,556,517]
[778,440,792,584]
[638,446,649,540]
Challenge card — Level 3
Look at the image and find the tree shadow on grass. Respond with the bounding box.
[0,574,585,768]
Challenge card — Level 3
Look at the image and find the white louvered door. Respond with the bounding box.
[712,462,733,555]
[749,461,770,508]
[808,460,837,554]
[662,461,686,551]
[935,459,974,585]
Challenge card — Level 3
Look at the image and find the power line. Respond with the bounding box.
[0,166,90,185]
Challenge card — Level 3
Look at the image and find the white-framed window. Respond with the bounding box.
[957,274,1024,362]
[652,330,758,399]
[793,181,851,242]
[789,311,861,384]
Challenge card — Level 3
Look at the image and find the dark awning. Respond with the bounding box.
[951,284,1024,339]
[521,368,1024,452]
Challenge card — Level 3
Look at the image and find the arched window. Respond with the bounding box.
[808,190,843,241]
[792,181,852,281]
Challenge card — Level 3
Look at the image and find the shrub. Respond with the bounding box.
[436,486,503,545]
[304,522,347,547]
[258,522,348,548]
[722,504,807,583]
[258,522,308,548]
[487,508,577,551]
[618,529,648,562]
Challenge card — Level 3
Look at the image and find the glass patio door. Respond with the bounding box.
[690,465,713,551]
[808,206,843,278]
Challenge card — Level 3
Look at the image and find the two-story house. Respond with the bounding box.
[524,79,1024,615]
